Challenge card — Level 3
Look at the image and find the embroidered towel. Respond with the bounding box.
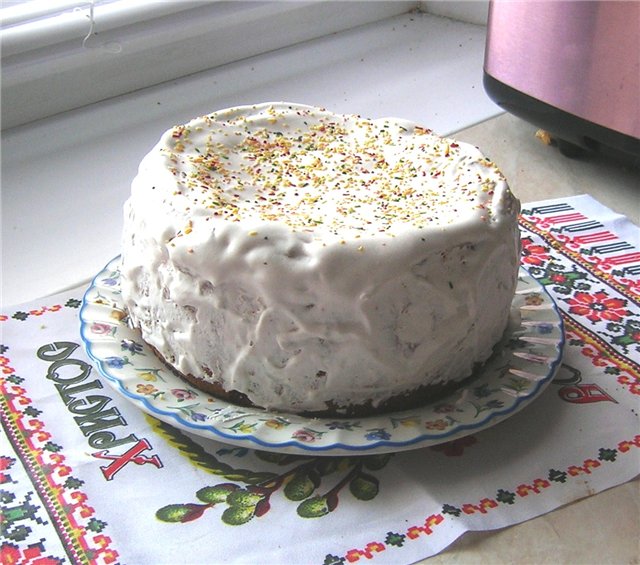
[1,195,638,565]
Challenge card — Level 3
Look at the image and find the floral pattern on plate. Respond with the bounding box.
[80,257,564,455]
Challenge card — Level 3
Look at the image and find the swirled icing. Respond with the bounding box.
[120,102,521,414]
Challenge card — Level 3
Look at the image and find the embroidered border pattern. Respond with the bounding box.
[324,434,640,564]
[563,314,640,396]
[1,344,120,564]
[519,202,639,395]
[0,299,82,323]
[519,202,639,302]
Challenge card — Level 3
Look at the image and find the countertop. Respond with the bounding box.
[457,113,639,227]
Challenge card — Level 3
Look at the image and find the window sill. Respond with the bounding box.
[2,1,417,129]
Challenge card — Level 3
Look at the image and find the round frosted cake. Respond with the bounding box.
[120,102,521,416]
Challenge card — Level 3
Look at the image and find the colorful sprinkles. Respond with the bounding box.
[159,104,508,239]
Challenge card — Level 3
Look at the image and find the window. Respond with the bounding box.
[1,1,418,129]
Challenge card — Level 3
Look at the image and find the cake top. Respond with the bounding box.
[137,102,514,242]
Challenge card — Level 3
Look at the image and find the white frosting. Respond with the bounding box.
[120,102,521,414]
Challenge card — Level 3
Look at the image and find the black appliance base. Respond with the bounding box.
[483,72,639,168]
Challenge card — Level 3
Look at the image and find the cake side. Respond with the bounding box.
[120,102,521,415]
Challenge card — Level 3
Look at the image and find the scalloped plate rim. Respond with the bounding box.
[79,256,565,455]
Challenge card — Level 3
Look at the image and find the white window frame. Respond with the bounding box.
[1,1,487,130]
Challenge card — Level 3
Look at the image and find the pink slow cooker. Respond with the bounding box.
[483,0,639,165]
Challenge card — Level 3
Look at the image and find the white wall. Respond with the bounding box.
[1,1,417,129]
[421,1,489,25]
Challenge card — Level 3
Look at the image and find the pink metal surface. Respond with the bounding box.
[484,0,639,138]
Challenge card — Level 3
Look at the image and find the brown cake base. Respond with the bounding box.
[185,369,479,418]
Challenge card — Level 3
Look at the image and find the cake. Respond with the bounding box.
[120,102,521,416]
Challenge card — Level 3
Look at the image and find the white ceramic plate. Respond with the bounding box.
[80,257,564,455]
